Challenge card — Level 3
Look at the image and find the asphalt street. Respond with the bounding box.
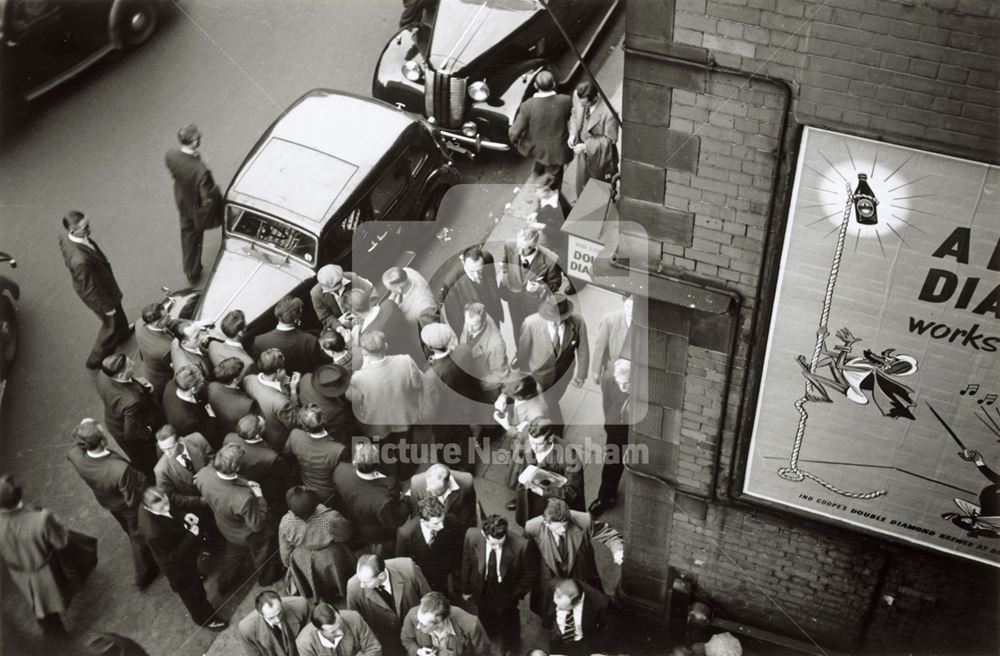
[0,2,532,654]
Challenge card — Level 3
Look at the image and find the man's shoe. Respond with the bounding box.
[588,497,617,516]
[204,619,227,631]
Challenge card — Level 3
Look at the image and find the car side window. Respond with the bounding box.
[368,156,410,219]
[10,0,55,32]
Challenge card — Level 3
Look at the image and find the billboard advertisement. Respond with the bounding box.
[745,127,1000,566]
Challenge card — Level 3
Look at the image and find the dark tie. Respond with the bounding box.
[181,452,195,474]
[486,547,498,584]
[557,535,569,563]
[562,609,576,642]
[521,258,530,269]
[619,323,633,360]
[427,530,438,546]
[375,585,395,614]
[268,622,283,646]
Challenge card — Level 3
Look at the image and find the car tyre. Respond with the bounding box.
[420,187,447,223]
[113,0,159,49]
[0,297,17,381]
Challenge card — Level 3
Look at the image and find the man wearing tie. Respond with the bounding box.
[400,592,491,656]
[58,211,132,369]
[346,554,431,656]
[545,578,609,656]
[516,293,589,425]
[95,353,162,482]
[588,294,633,516]
[460,514,538,652]
[500,228,562,340]
[153,425,216,540]
[395,497,452,592]
[438,246,503,336]
[238,590,311,656]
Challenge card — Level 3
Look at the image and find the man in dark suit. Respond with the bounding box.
[544,578,610,655]
[524,498,623,617]
[408,464,478,531]
[589,293,633,515]
[400,592,491,656]
[310,264,375,331]
[152,424,214,523]
[333,443,409,554]
[509,70,573,192]
[163,365,220,448]
[133,302,174,399]
[223,415,291,518]
[251,296,323,375]
[66,419,158,588]
[395,497,453,593]
[439,245,503,337]
[296,364,356,439]
[238,590,310,656]
[460,514,537,652]
[421,323,479,469]
[346,289,423,366]
[500,227,563,339]
[95,353,161,482]
[195,444,284,593]
[513,417,585,524]
[165,124,223,284]
[137,487,227,630]
[170,320,212,378]
[207,357,256,437]
[517,292,589,423]
[58,211,131,369]
[346,555,431,656]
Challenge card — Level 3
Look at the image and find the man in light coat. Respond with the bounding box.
[310,264,375,331]
[296,603,382,656]
[349,331,423,444]
[568,80,620,197]
[399,592,491,656]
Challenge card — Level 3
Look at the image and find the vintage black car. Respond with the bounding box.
[0,252,18,409]
[0,0,161,126]
[193,89,460,334]
[373,0,619,154]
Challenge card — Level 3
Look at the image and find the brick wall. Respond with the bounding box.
[617,0,1000,652]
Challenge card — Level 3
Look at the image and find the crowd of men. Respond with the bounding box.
[4,193,635,656]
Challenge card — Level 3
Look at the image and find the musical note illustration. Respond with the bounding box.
[960,384,980,396]
[979,394,997,407]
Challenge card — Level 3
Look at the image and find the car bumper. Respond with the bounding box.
[437,129,510,152]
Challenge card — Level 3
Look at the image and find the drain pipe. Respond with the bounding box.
[621,46,797,499]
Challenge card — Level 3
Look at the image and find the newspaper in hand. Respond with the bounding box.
[517,465,568,496]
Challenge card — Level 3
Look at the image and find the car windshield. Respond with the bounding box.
[226,205,317,265]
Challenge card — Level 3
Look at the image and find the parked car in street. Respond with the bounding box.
[193,89,460,335]
[372,0,620,155]
[0,252,19,409]
[0,0,161,135]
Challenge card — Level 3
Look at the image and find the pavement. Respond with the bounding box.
[0,2,626,654]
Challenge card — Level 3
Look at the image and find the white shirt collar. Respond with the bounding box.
[540,194,559,209]
[317,632,342,649]
[485,539,505,582]
[356,469,386,481]
[224,339,244,348]
[309,430,329,439]
[176,387,199,404]
[257,374,284,392]
[175,445,191,463]
[216,471,238,481]
[86,448,111,459]
[67,232,94,248]
[276,322,296,331]
[533,442,555,463]
[180,145,199,157]
[557,595,585,641]
[431,475,460,502]
[521,250,538,266]
[420,521,439,545]
[535,90,556,98]
[145,505,173,518]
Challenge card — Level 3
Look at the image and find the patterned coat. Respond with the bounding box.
[278,506,354,603]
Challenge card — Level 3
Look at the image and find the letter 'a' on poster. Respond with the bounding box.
[744,126,1000,567]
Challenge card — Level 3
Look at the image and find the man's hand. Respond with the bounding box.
[461,593,472,601]
[289,371,301,389]
[572,143,586,155]
[417,648,437,656]
[960,449,984,465]
[591,374,602,387]
[572,377,585,388]
[612,549,624,565]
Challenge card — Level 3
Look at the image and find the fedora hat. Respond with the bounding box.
[311,364,350,398]
[538,292,573,322]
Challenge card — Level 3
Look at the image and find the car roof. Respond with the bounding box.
[228,90,417,232]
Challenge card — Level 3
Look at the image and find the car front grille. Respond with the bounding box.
[425,70,467,129]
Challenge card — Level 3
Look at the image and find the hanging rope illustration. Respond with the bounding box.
[778,182,888,500]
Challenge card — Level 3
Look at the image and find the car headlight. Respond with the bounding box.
[468,80,490,102]
[402,59,424,83]
[461,121,478,137]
